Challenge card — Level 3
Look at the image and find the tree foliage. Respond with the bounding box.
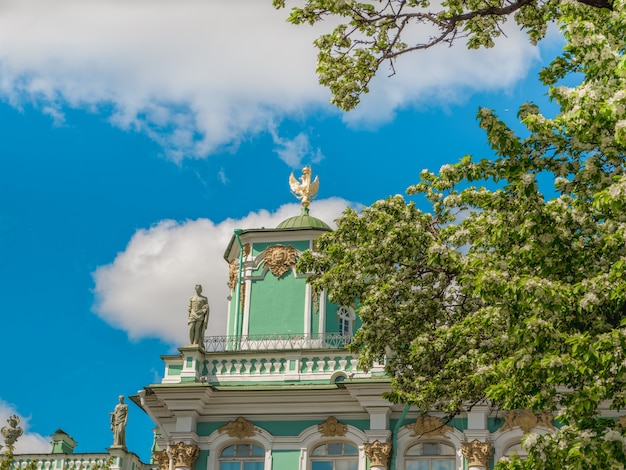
[296,0,626,467]
[1,446,15,470]
[274,0,615,110]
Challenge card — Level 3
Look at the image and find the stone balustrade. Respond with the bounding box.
[12,455,110,470]
[163,346,385,384]
[12,453,152,470]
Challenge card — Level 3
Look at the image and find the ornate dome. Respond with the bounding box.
[276,207,331,230]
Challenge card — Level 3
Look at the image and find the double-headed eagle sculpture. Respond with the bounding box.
[289,167,319,208]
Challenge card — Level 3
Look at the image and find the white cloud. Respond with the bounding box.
[271,131,324,168]
[343,24,542,126]
[92,198,353,345]
[0,0,541,160]
[0,400,50,454]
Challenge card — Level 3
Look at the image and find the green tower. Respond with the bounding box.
[221,167,359,350]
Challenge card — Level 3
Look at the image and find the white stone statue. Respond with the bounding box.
[110,395,128,448]
[188,284,209,346]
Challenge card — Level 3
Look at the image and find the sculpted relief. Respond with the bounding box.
[264,245,298,279]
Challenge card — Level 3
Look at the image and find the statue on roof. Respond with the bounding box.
[289,166,319,208]
[188,284,210,346]
[1,415,23,446]
[110,395,128,449]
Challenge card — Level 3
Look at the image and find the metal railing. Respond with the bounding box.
[203,332,352,352]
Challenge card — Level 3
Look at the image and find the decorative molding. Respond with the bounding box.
[500,409,555,434]
[405,416,453,437]
[264,245,298,279]
[461,440,492,468]
[218,416,257,438]
[152,450,169,470]
[318,416,347,437]
[364,440,392,469]
[169,442,199,469]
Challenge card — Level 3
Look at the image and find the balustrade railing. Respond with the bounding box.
[203,332,352,352]
[12,456,110,470]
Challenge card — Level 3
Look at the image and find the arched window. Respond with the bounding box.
[504,443,528,460]
[337,307,355,338]
[219,443,264,470]
[405,442,455,470]
[310,442,358,470]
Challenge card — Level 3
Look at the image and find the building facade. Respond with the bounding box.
[9,169,594,470]
[134,169,565,470]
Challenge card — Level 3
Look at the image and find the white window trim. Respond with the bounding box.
[297,424,368,470]
[395,424,464,470]
[205,426,274,470]
[337,306,356,338]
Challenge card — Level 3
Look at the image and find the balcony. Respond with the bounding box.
[161,333,386,385]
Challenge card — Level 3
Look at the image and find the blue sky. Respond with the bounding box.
[0,0,562,463]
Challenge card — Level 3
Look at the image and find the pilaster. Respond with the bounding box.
[464,405,490,443]
[366,407,390,431]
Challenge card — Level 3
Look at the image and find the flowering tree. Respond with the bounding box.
[296,0,626,467]
[274,0,615,111]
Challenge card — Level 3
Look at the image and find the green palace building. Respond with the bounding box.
[131,168,562,470]
[10,168,594,470]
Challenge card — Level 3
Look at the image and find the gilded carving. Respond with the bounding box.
[169,442,199,469]
[536,411,556,430]
[406,416,453,437]
[218,417,257,438]
[289,167,319,208]
[228,264,246,311]
[318,416,347,437]
[500,409,555,434]
[312,286,321,314]
[240,283,246,311]
[228,245,250,290]
[364,440,392,469]
[152,450,169,470]
[461,440,491,468]
[228,260,238,290]
[264,245,298,279]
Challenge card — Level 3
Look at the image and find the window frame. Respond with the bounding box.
[218,442,265,470]
[403,441,456,470]
[309,441,359,470]
[337,306,355,338]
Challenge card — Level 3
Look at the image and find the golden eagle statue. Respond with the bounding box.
[289,167,319,208]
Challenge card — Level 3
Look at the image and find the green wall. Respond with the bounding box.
[197,419,371,437]
[194,450,209,470]
[271,450,300,470]
[249,269,305,335]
